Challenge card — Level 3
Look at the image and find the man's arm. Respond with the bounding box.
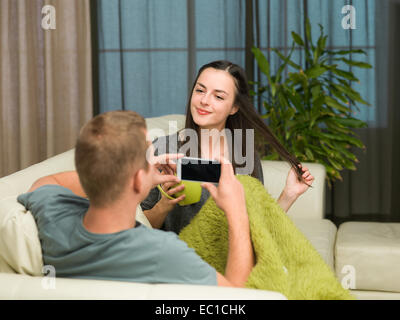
[201,160,254,288]
[216,204,254,287]
[28,171,87,198]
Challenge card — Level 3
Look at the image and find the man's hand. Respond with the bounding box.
[149,153,184,188]
[201,157,254,288]
[200,157,246,217]
[143,152,185,229]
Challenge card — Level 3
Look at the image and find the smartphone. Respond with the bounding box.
[177,157,221,184]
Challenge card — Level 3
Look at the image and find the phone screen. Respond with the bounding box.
[180,158,221,183]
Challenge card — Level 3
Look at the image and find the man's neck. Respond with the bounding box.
[82,196,140,234]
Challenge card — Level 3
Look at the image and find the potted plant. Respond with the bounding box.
[251,18,372,186]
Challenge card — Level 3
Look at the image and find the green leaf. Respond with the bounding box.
[284,106,295,120]
[325,121,352,134]
[305,148,315,161]
[288,72,308,94]
[331,68,359,82]
[320,132,365,148]
[332,142,358,161]
[305,66,328,78]
[333,82,370,105]
[327,49,366,56]
[328,158,343,171]
[333,117,368,128]
[317,35,327,52]
[325,96,351,113]
[311,85,321,101]
[305,18,312,45]
[271,48,301,70]
[312,95,325,110]
[286,90,305,114]
[278,91,289,108]
[252,47,272,84]
[325,164,338,176]
[275,44,296,83]
[341,58,372,69]
[329,86,348,103]
[292,31,304,46]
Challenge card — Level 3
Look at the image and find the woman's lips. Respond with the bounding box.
[196,108,212,115]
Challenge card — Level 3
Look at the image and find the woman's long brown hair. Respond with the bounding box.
[182,60,304,182]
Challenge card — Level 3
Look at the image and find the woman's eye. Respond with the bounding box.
[216,95,224,100]
[195,89,204,93]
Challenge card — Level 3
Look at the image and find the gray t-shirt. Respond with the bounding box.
[141,133,264,234]
[18,185,216,285]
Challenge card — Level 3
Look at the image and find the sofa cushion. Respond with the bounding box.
[0,273,287,300]
[290,217,337,270]
[0,196,43,275]
[350,290,400,300]
[335,222,400,293]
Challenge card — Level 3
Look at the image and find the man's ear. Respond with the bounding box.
[230,105,239,116]
[132,169,145,194]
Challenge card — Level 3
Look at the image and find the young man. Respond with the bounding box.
[18,110,254,287]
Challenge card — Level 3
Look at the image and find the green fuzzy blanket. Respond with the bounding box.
[179,175,354,300]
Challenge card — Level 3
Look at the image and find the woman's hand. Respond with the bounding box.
[284,164,314,199]
[277,164,314,213]
[156,177,186,211]
[143,152,186,228]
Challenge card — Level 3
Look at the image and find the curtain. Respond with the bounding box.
[95,0,246,118]
[93,0,400,223]
[0,0,93,178]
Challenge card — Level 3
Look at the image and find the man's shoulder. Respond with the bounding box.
[17,184,88,222]
[18,184,75,206]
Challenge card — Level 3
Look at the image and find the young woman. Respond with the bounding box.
[141,60,314,233]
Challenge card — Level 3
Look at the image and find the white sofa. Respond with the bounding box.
[0,114,398,300]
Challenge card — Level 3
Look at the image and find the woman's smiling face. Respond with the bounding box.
[190,68,238,131]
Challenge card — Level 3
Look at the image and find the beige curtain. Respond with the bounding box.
[0,0,93,178]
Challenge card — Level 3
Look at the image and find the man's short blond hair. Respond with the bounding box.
[75,110,148,207]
